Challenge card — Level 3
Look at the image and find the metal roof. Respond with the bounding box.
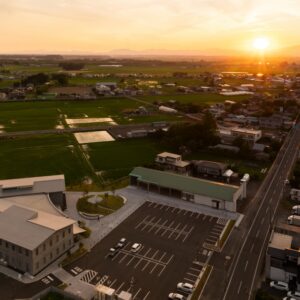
[130,167,240,202]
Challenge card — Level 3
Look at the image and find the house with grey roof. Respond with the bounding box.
[130,167,244,211]
[0,203,76,275]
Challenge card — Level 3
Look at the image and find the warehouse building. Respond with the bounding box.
[130,167,244,212]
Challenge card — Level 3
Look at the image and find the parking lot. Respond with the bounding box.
[66,201,228,299]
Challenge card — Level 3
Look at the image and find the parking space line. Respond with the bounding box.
[126,255,136,266]
[147,218,162,233]
[196,213,201,219]
[135,215,150,230]
[140,216,156,231]
[189,211,194,217]
[209,216,214,222]
[159,204,164,210]
[154,219,168,235]
[165,206,170,212]
[168,223,181,239]
[115,282,125,294]
[183,210,188,216]
[158,252,166,263]
[184,277,195,283]
[203,215,207,220]
[111,251,123,261]
[133,288,142,299]
[157,265,166,277]
[154,203,160,208]
[182,226,194,242]
[177,208,181,214]
[109,279,117,287]
[175,224,188,240]
[166,254,174,265]
[171,207,176,213]
[143,291,151,300]
[160,221,175,237]
[190,267,201,272]
[187,272,198,278]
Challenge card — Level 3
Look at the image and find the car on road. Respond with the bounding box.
[168,292,185,300]
[177,282,194,294]
[287,290,300,299]
[270,281,289,291]
[108,247,118,258]
[115,238,127,249]
[131,243,142,253]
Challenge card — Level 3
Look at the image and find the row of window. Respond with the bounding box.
[0,240,29,256]
[35,227,71,256]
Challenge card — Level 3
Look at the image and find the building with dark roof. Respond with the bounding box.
[130,167,244,211]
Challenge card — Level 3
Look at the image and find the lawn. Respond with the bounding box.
[0,98,180,132]
[0,134,94,186]
[88,138,164,180]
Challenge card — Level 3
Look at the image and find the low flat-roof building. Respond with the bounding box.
[266,232,300,291]
[130,167,244,211]
[0,175,65,198]
[155,152,190,174]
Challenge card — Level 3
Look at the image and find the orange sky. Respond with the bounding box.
[1,0,300,55]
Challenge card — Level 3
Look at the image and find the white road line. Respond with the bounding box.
[244,260,249,272]
[109,279,117,287]
[116,282,125,294]
[184,277,195,283]
[150,263,158,274]
[143,291,151,300]
[190,267,201,272]
[175,224,188,240]
[157,265,166,277]
[250,243,255,253]
[237,281,242,294]
[166,254,174,265]
[141,248,152,259]
[158,252,167,263]
[160,221,175,237]
[133,288,142,299]
[260,217,265,225]
[140,216,156,231]
[154,219,168,235]
[182,226,194,242]
[255,229,260,238]
[187,272,198,278]
[150,250,159,260]
[168,223,181,239]
[118,252,129,264]
[266,207,270,214]
[171,207,176,213]
[126,255,136,266]
[148,218,162,233]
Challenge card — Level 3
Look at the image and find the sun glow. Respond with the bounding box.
[252,37,270,51]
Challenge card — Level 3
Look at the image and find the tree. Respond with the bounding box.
[59,62,85,71]
[21,73,49,86]
[51,73,68,85]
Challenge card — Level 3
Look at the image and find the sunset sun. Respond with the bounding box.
[252,37,270,51]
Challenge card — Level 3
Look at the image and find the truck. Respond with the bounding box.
[287,215,300,226]
[292,205,300,215]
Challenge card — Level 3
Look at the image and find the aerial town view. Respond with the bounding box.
[1,1,300,300]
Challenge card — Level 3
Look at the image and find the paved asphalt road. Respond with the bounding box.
[202,127,300,300]
[202,124,300,300]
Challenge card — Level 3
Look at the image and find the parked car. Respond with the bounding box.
[177,282,194,294]
[131,243,142,253]
[292,206,300,215]
[108,248,118,258]
[168,293,185,300]
[270,281,289,291]
[116,238,126,249]
[287,290,300,299]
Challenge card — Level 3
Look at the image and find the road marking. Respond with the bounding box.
[160,221,175,237]
[135,215,150,229]
[175,224,188,240]
[133,288,142,299]
[143,291,151,300]
[154,219,168,235]
[237,281,242,294]
[261,217,265,225]
[168,223,181,239]
[209,216,214,222]
[126,255,136,266]
[250,243,255,253]
[140,216,156,231]
[109,279,117,287]
[184,277,195,283]
[183,210,188,215]
[244,260,248,271]
[148,218,162,233]
[203,215,207,221]
[165,206,170,212]
[255,229,260,238]
[187,272,198,278]
[182,226,194,242]
[115,282,125,294]
[171,207,176,213]
[158,252,166,263]
[196,214,201,219]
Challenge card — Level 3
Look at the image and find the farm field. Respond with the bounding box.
[138,92,251,105]
[0,98,180,132]
[0,134,94,186]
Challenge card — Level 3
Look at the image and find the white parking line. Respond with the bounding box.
[196,214,201,219]
[154,219,169,235]
[109,279,117,287]
[116,282,125,294]
[189,211,194,217]
[237,281,242,294]
[203,215,207,221]
[135,215,150,230]
[165,206,170,212]
[175,224,188,240]
[148,218,162,233]
[183,210,188,216]
[250,243,255,253]
[209,216,214,222]
[158,252,166,263]
[187,272,198,278]
[171,207,176,213]
[133,288,142,299]
[140,216,156,231]
[126,255,136,266]
[160,221,175,237]
[182,226,194,242]
[143,291,151,300]
[244,260,248,272]
[159,205,164,210]
[177,208,181,214]
[184,277,195,283]
[168,223,181,239]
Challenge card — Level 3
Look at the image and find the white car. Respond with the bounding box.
[131,243,142,253]
[168,293,185,300]
[283,297,297,300]
[287,291,300,299]
[270,281,289,291]
[116,238,127,249]
[177,282,194,294]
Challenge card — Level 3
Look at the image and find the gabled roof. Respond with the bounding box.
[130,167,240,202]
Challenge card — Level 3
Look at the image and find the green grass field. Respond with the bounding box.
[0,98,180,132]
[139,93,251,105]
[0,134,93,186]
[88,138,164,180]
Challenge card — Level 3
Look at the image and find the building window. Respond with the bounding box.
[68,228,71,234]
[25,249,29,256]
[35,248,39,256]
[18,247,22,254]
[5,242,8,248]
[12,245,15,251]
